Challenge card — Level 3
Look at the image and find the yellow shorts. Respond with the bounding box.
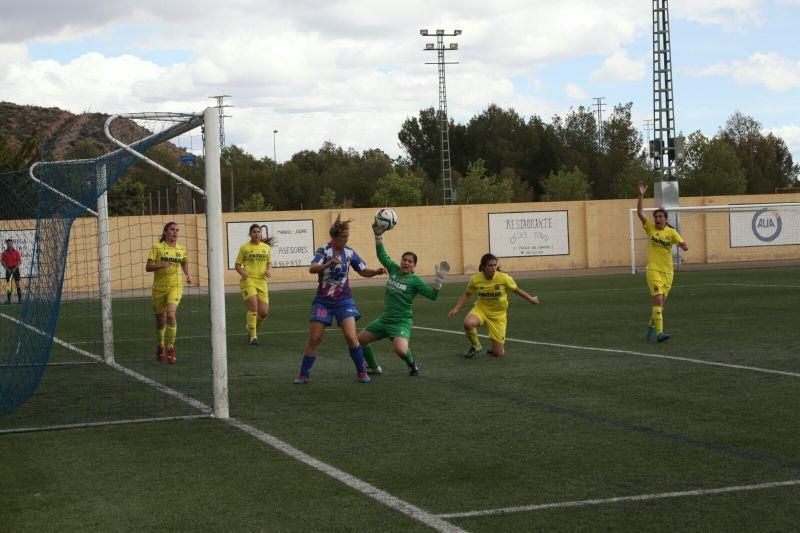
[240,281,269,303]
[152,286,183,314]
[467,305,508,344]
[645,269,673,297]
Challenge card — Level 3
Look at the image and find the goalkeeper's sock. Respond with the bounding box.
[363,344,379,370]
[165,325,177,348]
[651,306,664,334]
[349,345,367,373]
[404,347,415,365]
[246,311,258,338]
[466,328,481,349]
[299,354,316,377]
[157,327,166,347]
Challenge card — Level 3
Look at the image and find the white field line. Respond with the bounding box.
[1,313,211,412]
[225,418,465,533]
[2,313,463,532]
[67,330,309,346]
[414,326,800,379]
[712,283,800,289]
[436,479,800,518]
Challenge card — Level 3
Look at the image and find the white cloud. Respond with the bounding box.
[768,125,800,161]
[694,52,800,91]
[670,0,767,31]
[564,83,590,101]
[589,49,646,82]
[0,0,796,162]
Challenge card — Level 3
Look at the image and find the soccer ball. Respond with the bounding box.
[374,207,398,231]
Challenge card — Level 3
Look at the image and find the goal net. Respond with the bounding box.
[629,203,800,274]
[0,109,227,433]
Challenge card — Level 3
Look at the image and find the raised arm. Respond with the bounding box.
[636,181,648,224]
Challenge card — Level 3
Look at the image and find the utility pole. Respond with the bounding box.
[643,119,654,168]
[210,95,232,211]
[420,28,461,205]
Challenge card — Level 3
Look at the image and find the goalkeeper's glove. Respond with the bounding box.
[432,260,450,290]
[372,221,385,244]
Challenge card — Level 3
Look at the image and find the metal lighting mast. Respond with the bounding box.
[651,0,683,206]
[593,97,606,150]
[420,28,460,205]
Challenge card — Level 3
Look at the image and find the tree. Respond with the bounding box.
[678,131,746,196]
[398,108,467,186]
[398,108,440,181]
[455,160,514,204]
[497,167,534,202]
[719,111,799,193]
[542,167,592,201]
[595,103,643,199]
[108,178,148,216]
[0,131,39,172]
[236,192,273,212]
[552,106,599,177]
[463,104,529,177]
[370,171,423,207]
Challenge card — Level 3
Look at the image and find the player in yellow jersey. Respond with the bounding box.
[146,222,190,364]
[448,253,539,358]
[235,224,274,345]
[637,182,689,342]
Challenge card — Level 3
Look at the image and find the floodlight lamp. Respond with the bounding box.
[420,29,428,36]
[436,29,444,35]
[425,43,435,49]
[449,43,458,49]
[454,30,462,35]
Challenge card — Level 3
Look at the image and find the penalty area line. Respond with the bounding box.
[436,479,800,518]
[414,326,800,379]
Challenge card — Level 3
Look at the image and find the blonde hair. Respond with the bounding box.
[329,214,352,238]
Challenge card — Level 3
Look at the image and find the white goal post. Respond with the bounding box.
[629,202,800,274]
[103,107,229,419]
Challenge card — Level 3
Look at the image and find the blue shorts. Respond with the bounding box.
[309,297,361,326]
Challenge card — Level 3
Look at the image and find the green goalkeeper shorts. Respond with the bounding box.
[365,317,413,340]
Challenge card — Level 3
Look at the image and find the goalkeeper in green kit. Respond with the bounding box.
[358,217,450,376]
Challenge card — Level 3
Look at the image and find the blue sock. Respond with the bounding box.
[349,345,366,373]
[299,355,316,377]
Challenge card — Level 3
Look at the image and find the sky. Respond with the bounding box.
[1,0,799,165]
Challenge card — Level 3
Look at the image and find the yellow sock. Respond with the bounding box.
[157,327,166,346]
[165,325,177,348]
[256,313,265,328]
[247,312,258,338]
[651,306,663,334]
[467,328,481,349]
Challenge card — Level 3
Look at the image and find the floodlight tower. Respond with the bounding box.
[651,0,683,206]
[420,28,461,205]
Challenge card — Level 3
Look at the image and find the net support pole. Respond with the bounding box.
[96,163,115,363]
[203,107,229,419]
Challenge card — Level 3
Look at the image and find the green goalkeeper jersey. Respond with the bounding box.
[377,243,438,322]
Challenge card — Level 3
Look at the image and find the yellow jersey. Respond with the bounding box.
[642,220,684,274]
[235,241,272,282]
[467,271,518,314]
[148,242,187,291]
